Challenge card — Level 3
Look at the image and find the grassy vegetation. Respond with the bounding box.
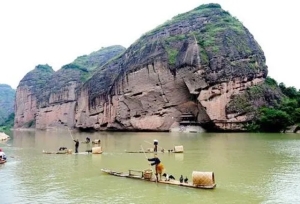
[141,4,223,38]
[167,48,179,65]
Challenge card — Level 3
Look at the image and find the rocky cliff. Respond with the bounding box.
[74,4,269,131]
[15,4,276,131]
[14,46,125,129]
[0,84,15,125]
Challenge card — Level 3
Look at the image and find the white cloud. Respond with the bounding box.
[0,0,299,89]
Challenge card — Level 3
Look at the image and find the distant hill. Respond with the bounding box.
[0,84,15,125]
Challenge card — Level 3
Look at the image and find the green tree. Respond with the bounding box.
[258,108,292,132]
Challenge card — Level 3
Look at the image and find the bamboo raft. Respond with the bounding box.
[42,147,103,154]
[42,150,93,155]
[126,145,184,154]
[125,150,182,154]
[101,169,216,189]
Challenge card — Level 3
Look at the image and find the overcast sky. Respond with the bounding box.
[1,0,299,89]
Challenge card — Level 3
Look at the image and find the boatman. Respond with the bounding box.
[148,154,164,181]
[86,137,91,143]
[74,139,79,153]
[153,139,158,152]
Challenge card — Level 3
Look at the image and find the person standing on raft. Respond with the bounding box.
[153,139,158,152]
[148,154,164,181]
[74,139,79,153]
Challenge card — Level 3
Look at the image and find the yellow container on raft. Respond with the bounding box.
[174,145,184,153]
[192,171,215,186]
[67,149,73,154]
[92,146,102,154]
[143,169,153,180]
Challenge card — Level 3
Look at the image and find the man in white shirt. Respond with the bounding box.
[0,148,6,161]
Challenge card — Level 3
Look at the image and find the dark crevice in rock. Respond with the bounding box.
[132,92,143,97]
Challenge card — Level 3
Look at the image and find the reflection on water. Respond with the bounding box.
[0,130,300,203]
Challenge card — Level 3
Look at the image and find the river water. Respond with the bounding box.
[1,130,300,204]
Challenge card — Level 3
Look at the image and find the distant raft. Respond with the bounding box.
[125,145,184,153]
[42,147,102,154]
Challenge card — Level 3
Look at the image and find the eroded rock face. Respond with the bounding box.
[15,46,125,129]
[14,86,37,128]
[35,82,78,129]
[14,65,54,128]
[74,4,269,131]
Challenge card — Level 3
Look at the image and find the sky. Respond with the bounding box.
[0,0,299,90]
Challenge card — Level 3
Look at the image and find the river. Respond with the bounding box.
[1,130,300,204]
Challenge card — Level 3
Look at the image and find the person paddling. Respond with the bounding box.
[74,139,79,153]
[153,139,158,152]
[147,154,164,181]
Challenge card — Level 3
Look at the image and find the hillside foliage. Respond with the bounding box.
[0,84,15,125]
[245,77,300,132]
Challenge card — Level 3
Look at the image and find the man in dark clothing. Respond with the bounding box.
[74,139,79,153]
[153,139,158,152]
[86,137,90,143]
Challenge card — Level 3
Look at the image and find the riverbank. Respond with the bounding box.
[0,132,10,141]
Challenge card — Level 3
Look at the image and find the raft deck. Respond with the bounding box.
[125,150,183,153]
[42,150,102,155]
[101,168,216,189]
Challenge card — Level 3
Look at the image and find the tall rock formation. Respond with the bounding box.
[74,4,268,131]
[0,84,15,125]
[14,46,125,129]
[14,64,54,128]
[15,4,280,132]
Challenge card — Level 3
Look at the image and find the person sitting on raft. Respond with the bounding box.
[148,154,164,181]
[86,137,90,143]
[0,148,7,161]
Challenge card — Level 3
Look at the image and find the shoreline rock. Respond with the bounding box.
[0,132,10,141]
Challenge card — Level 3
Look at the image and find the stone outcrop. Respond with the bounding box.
[74,4,269,131]
[14,46,125,129]
[0,132,10,141]
[15,65,54,128]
